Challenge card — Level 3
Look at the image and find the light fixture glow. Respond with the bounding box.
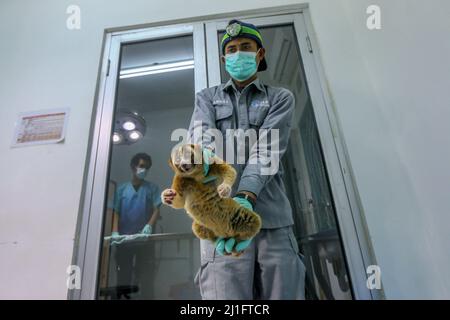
[122,121,136,130]
[120,60,194,79]
[113,133,122,143]
[113,110,146,145]
[129,131,142,140]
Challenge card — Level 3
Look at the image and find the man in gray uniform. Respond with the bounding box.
[189,20,305,299]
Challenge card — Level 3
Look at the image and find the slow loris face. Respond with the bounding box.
[170,144,203,177]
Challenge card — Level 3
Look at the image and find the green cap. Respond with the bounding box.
[221,20,267,71]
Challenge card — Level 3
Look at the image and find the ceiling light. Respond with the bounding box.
[120,60,194,79]
[122,121,136,130]
[112,110,146,145]
[129,131,142,140]
[113,133,122,144]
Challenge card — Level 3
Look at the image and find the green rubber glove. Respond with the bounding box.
[141,224,152,235]
[214,197,255,255]
[110,231,125,245]
[202,148,215,176]
[111,231,120,238]
[215,237,253,255]
[233,196,253,211]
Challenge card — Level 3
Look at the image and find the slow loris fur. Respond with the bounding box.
[161,144,261,254]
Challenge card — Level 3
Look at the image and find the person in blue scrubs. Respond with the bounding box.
[111,152,162,298]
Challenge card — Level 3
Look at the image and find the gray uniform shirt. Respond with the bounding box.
[188,78,295,228]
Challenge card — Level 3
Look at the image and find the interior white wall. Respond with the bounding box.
[0,0,449,299]
[319,0,450,298]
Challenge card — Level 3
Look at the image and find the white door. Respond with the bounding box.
[73,23,208,300]
[206,13,373,299]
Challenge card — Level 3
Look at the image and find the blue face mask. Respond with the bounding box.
[225,50,260,81]
[136,167,147,180]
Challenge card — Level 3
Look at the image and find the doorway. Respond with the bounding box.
[98,34,202,299]
[73,9,373,300]
[208,17,352,300]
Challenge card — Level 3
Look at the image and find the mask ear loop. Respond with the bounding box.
[255,48,261,68]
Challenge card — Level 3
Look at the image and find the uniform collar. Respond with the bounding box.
[127,180,147,193]
[222,77,265,94]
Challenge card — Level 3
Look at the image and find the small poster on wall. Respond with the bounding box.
[11,108,70,147]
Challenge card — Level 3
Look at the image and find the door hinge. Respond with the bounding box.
[306,36,313,53]
[106,59,111,76]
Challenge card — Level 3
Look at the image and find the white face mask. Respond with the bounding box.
[136,167,147,180]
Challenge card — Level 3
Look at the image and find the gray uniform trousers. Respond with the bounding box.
[194,225,306,300]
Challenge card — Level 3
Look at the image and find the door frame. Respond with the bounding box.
[70,4,381,300]
[205,12,380,300]
[69,22,207,300]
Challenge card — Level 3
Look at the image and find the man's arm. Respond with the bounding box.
[148,207,160,227]
[112,211,119,233]
[148,185,163,230]
[237,89,295,199]
[112,187,121,233]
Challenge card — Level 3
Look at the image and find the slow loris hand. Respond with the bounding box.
[161,189,177,205]
[217,183,232,198]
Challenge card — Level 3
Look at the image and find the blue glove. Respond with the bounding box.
[233,196,253,211]
[110,231,125,245]
[111,231,120,238]
[214,197,254,255]
[141,224,152,235]
[202,148,214,176]
[215,237,253,255]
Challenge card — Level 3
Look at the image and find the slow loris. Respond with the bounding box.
[161,144,261,255]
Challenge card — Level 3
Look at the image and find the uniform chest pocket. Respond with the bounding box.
[214,104,233,131]
[248,105,270,128]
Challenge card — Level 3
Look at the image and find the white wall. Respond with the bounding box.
[324,0,450,298]
[0,0,449,299]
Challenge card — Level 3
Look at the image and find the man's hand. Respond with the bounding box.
[111,231,120,239]
[215,194,257,254]
[110,231,125,245]
[141,224,152,235]
[161,189,176,206]
[233,196,254,211]
[215,237,253,255]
